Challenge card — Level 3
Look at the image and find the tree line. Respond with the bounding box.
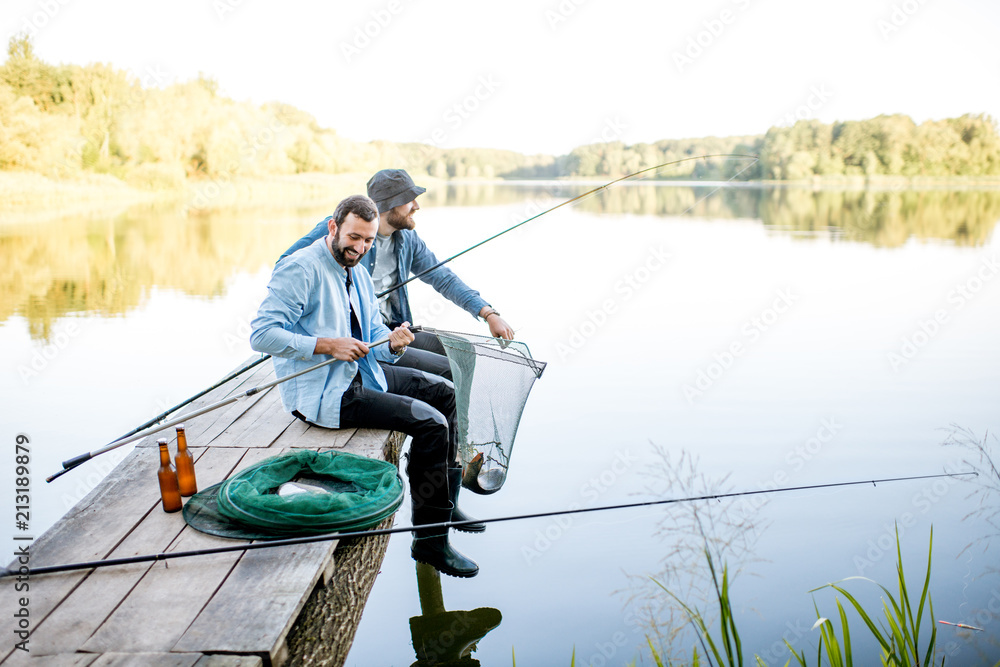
[2,35,999,188]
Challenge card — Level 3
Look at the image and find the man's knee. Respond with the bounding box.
[409,399,448,429]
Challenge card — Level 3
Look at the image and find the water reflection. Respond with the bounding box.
[3,185,997,343]
[409,562,502,666]
[0,201,326,340]
[429,183,1000,248]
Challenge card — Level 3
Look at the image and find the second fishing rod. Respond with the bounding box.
[82,154,759,451]
[9,471,976,578]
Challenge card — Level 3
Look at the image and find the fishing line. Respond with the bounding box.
[375,154,759,299]
[14,471,973,577]
[48,156,756,482]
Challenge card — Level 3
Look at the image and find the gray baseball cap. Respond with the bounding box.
[366,169,426,213]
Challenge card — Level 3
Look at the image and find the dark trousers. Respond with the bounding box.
[339,364,458,474]
[380,329,452,380]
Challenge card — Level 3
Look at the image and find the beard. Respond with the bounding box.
[330,230,362,267]
[386,206,416,231]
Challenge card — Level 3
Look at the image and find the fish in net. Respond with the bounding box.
[427,328,546,495]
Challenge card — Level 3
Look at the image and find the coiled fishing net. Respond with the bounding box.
[429,328,546,495]
[183,449,404,539]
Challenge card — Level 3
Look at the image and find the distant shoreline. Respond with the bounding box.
[4,171,1000,223]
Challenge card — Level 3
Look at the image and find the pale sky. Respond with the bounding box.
[3,0,999,155]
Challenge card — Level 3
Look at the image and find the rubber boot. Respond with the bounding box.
[449,466,485,533]
[411,503,479,578]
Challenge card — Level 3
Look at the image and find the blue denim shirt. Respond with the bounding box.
[250,237,397,428]
[280,218,490,325]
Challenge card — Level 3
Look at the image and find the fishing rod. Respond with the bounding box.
[109,355,270,444]
[14,471,973,577]
[45,329,417,483]
[376,154,760,299]
[47,157,754,481]
[94,156,756,445]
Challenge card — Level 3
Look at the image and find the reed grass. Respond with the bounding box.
[644,526,989,667]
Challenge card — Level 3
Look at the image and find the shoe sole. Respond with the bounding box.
[453,524,486,534]
[411,553,479,578]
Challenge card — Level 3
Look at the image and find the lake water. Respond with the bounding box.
[2,181,999,664]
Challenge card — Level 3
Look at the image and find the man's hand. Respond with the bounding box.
[314,337,370,361]
[389,321,416,354]
[488,315,514,340]
[479,307,514,340]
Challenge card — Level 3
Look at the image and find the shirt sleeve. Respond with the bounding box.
[407,233,490,318]
[250,259,320,361]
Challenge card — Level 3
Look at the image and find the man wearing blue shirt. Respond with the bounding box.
[252,194,480,578]
[279,169,515,380]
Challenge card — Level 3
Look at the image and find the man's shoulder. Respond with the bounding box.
[277,237,328,271]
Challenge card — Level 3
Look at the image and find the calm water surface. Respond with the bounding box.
[2,183,999,664]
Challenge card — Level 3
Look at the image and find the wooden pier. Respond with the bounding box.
[1,357,403,667]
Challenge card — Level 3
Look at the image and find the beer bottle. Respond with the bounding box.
[174,424,198,496]
[157,438,182,513]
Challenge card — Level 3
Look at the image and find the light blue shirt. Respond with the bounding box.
[250,237,398,428]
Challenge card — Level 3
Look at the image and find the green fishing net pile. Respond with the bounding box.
[432,329,546,496]
[183,449,404,539]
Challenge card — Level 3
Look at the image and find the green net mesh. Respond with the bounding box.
[430,328,547,495]
[183,449,404,539]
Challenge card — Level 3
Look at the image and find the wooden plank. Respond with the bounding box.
[30,448,248,657]
[89,653,199,667]
[193,655,263,667]
[174,446,343,664]
[208,388,295,448]
[0,448,163,667]
[342,428,397,459]
[173,534,337,664]
[136,360,277,451]
[277,421,355,450]
[132,359,276,450]
[80,532,242,653]
[0,653,98,667]
[79,447,298,655]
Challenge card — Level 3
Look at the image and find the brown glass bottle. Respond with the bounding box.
[157,438,182,513]
[174,424,198,496]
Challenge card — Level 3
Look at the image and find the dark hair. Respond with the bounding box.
[332,195,378,226]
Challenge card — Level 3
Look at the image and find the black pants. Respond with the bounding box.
[381,329,452,380]
[339,364,458,472]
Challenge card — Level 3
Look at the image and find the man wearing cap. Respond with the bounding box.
[279,169,515,380]
[252,194,481,578]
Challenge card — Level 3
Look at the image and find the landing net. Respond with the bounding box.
[429,328,546,495]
